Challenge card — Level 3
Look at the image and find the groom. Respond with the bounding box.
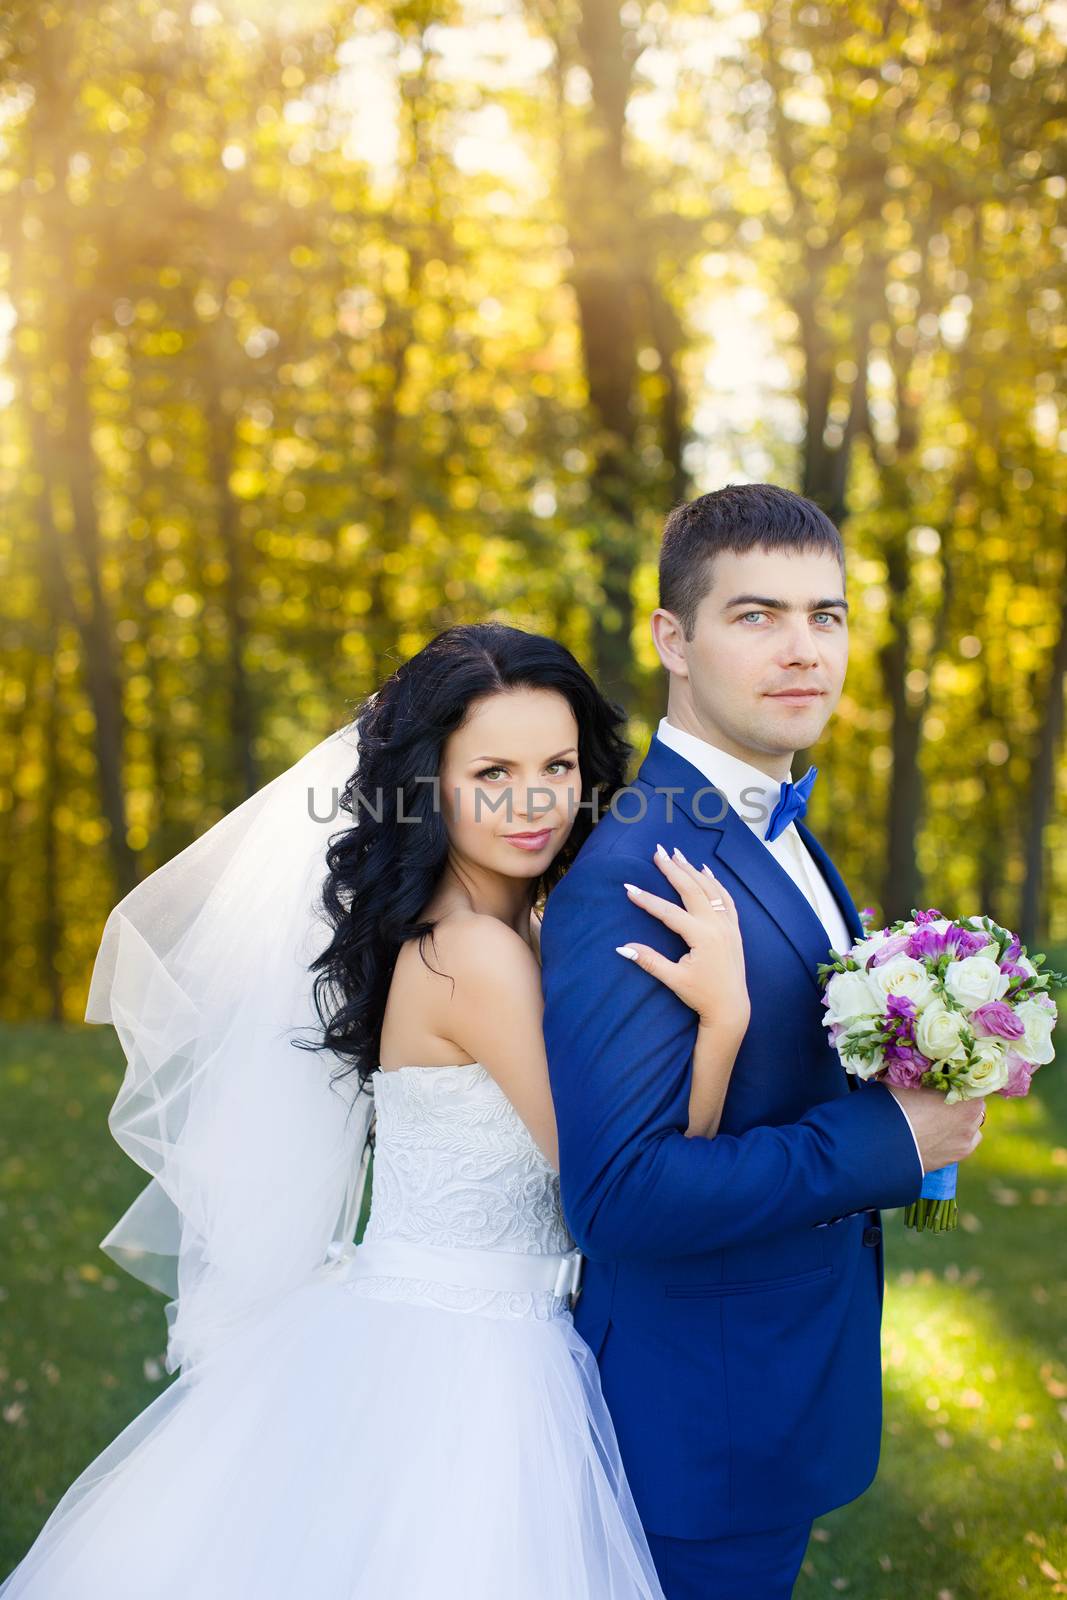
[539,484,985,1599]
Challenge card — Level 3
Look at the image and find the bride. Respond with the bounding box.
[1,622,749,1599]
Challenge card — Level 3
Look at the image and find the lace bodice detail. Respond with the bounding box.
[345,1062,574,1322]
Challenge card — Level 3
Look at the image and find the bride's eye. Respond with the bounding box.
[475,760,576,781]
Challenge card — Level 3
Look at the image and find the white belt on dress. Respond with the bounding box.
[320,1237,583,1300]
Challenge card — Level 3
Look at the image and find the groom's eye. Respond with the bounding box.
[738,610,842,626]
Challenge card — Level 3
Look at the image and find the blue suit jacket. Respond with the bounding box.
[540,735,923,1540]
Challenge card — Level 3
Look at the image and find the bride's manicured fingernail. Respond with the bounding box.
[672,847,688,864]
[655,843,670,861]
[624,882,642,895]
[616,945,638,960]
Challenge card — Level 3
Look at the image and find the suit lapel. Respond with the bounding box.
[635,736,858,996]
[709,814,841,996]
[795,819,865,947]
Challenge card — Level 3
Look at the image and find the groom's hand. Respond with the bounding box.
[884,1085,986,1172]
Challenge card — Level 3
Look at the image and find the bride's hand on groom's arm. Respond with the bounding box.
[614,845,750,1139]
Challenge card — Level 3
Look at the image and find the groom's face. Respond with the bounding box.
[667,545,849,763]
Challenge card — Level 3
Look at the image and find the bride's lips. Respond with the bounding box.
[504,828,554,852]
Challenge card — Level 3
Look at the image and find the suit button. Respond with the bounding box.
[862,1224,882,1247]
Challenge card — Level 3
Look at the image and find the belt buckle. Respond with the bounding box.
[553,1250,583,1303]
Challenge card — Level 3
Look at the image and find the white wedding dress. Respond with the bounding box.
[0,1061,665,1599]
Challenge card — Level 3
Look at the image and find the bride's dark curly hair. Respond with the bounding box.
[298,622,632,1097]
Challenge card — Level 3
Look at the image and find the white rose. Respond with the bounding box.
[915,999,969,1061]
[954,1037,1011,1098]
[944,954,1010,1008]
[867,955,937,1010]
[824,969,882,1023]
[1013,998,1056,1066]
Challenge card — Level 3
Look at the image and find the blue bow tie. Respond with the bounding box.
[764,765,818,843]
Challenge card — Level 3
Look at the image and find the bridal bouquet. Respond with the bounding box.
[817,909,1064,1233]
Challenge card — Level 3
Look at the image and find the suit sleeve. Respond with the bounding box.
[540,847,924,1260]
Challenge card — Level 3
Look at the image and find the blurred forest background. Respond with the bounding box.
[0,0,1065,1021]
[2,5,1067,1595]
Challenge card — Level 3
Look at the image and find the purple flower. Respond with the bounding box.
[884,1046,927,1088]
[1000,960,1030,982]
[904,926,942,960]
[888,1042,927,1069]
[999,1051,1037,1099]
[906,924,989,962]
[886,993,918,1017]
[867,933,912,968]
[970,1001,1025,1041]
[883,992,921,1017]
[914,908,945,925]
[957,930,993,956]
[1003,934,1022,963]
[884,993,919,1046]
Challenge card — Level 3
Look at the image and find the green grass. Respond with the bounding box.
[0,1022,177,1570]
[2,992,1066,1593]
[800,956,1067,1599]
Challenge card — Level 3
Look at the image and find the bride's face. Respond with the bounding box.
[439,689,582,879]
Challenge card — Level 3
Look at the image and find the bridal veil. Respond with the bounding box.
[84,717,373,1376]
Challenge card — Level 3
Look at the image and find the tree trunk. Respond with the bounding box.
[975,659,1006,928]
[0,665,33,1013]
[877,530,925,921]
[60,329,138,896]
[1019,541,1067,946]
[203,366,257,802]
[40,648,64,1020]
[568,0,641,703]
[643,275,688,510]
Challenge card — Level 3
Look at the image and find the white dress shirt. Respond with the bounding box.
[655,718,925,1175]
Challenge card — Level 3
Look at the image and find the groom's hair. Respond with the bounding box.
[659,483,845,641]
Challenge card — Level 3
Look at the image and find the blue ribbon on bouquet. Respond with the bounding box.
[920,1162,957,1201]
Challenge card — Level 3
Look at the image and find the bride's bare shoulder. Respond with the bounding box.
[383,910,533,1065]
[425,908,537,973]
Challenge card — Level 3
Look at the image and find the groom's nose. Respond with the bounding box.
[777,632,820,669]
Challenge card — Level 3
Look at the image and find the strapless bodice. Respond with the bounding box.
[343,1062,575,1322]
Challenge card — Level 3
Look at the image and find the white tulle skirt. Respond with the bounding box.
[0,1272,664,1599]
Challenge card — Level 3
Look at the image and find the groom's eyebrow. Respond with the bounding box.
[723,594,850,615]
[469,747,578,764]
